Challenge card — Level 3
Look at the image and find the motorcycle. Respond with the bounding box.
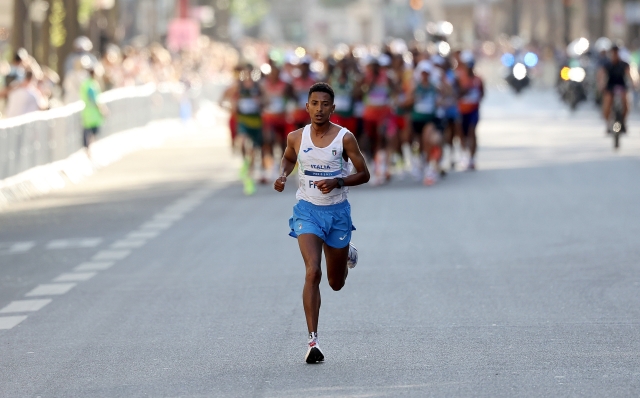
[558,64,588,111]
[502,51,537,94]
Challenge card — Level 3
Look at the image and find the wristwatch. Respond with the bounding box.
[336,178,345,188]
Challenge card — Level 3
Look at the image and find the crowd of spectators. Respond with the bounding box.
[0,36,239,119]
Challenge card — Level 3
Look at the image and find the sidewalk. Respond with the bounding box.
[0,101,239,211]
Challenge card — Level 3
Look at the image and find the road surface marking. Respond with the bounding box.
[0,242,36,255]
[0,299,52,313]
[0,316,28,329]
[140,221,173,230]
[174,199,202,207]
[53,272,97,282]
[127,231,160,239]
[153,213,184,221]
[110,239,147,249]
[92,250,131,261]
[25,283,76,297]
[46,238,102,249]
[74,261,114,271]
[0,186,216,335]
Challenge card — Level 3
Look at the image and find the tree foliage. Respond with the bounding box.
[231,0,270,28]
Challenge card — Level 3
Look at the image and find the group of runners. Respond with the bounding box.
[222,47,485,195]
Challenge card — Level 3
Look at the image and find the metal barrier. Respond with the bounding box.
[0,82,226,181]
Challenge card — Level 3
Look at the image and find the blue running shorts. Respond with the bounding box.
[289,200,356,249]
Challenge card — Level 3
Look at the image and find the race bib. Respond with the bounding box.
[462,88,480,104]
[238,98,259,114]
[266,97,285,113]
[302,176,344,199]
[414,94,435,114]
[367,88,388,106]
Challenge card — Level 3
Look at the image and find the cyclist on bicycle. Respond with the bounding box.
[602,45,632,132]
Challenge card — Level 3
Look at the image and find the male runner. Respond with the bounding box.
[274,82,370,364]
[328,62,358,134]
[458,56,484,170]
[408,61,442,185]
[288,58,317,131]
[362,56,395,184]
[236,64,264,194]
[261,64,293,179]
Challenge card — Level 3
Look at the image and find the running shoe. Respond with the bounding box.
[243,177,256,195]
[423,167,438,186]
[305,337,325,364]
[466,158,476,171]
[347,242,358,269]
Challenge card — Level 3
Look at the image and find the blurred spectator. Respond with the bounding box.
[64,36,98,76]
[4,71,47,118]
[80,67,106,150]
[5,50,28,88]
[63,58,89,104]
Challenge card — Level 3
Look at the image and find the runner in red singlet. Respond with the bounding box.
[261,64,293,180]
[362,55,395,185]
[289,58,317,132]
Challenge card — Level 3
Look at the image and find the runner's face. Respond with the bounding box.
[307,92,335,124]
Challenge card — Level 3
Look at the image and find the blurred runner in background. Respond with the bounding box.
[236,64,264,195]
[409,61,441,186]
[457,53,484,171]
[435,55,462,172]
[261,63,293,180]
[288,58,316,132]
[362,56,395,185]
[328,59,359,134]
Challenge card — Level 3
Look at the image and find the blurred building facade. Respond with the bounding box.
[2,0,640,76]
[440,0,639,48]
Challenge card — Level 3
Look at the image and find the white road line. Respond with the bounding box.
[153,214,184,221]
[46,238,102,249]
[25,283,76,297]
[74,261,114,271]
[126,231,160,239]
[139,221,173,230]
[110,239,146,249]
[92,250,131,261]
[0,242,36,255]
[53,272,96,282]
[174,199,202,207]
[0,316,28,330]
[0,299,52,313]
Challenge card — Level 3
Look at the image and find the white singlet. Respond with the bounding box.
[296,125,352,206]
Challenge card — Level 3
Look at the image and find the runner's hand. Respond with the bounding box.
[274,175,286,192]
[315,179,338,195]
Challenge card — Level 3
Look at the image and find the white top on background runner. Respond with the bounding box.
[296,124,352,206]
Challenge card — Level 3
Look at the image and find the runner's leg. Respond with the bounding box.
[323,243,349,291]
[298,234,324,334]
[469,123,478,160]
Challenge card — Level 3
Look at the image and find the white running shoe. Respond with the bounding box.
[347,242,358,269]
[305,337,325,364]
[423,166,438,186]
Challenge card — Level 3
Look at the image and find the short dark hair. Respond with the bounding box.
[308,82,334,103]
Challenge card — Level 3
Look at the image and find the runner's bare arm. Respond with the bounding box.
[315,132,370,194]
[341,132,370,187]
[274,129,301,192]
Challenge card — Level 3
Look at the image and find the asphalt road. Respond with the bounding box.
[0,92,639,397]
